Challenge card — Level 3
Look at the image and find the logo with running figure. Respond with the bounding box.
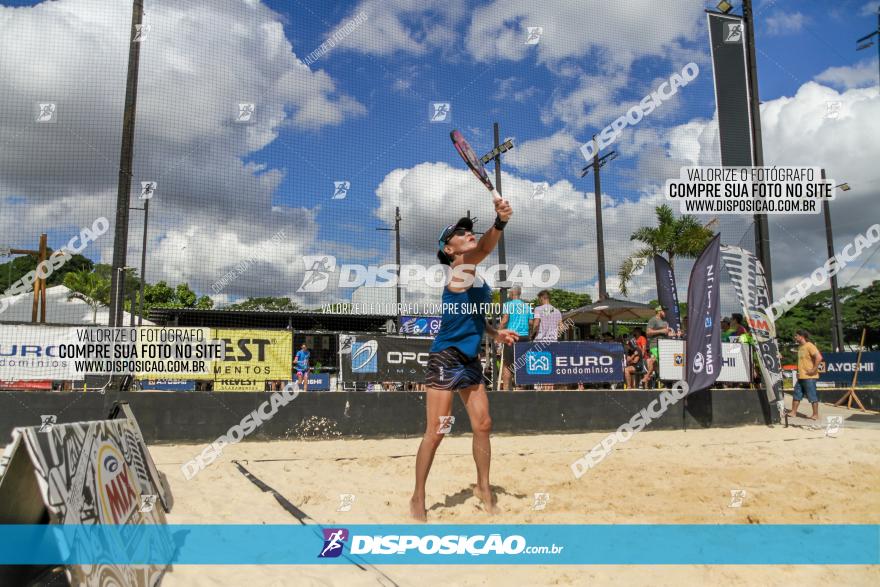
[39,414,57,432]
[525,26,543,45]
[319,528,349,558]
[525,351,552,375]
[298,255,337,293]
[332,181,351,200]
[430,102,451,123]
[35,102,58,123]
[724,22,743,43]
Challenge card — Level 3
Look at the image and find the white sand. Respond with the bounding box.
[150,422,880,586]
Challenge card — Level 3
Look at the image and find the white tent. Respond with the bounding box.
[0,285,154,326]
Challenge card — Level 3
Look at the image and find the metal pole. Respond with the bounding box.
[742,0,773,301]
[821,169,845,351]
[493,122,509,305]
[115,268,125,326]
[138,197,149,326]
[109,0,145,327]
[130,287,136,327]
[592,135,607,302]
[395,205,401,317]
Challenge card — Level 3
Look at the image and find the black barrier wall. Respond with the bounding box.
[5,389,872,443]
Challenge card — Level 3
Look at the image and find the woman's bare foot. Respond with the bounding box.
[808,414,819,421]
[409,495,427,522]
[473,486,499,514]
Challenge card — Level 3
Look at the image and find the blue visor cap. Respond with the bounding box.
[438,217,474,249]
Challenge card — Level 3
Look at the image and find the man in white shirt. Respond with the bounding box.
[533,290,563,390]
[534,290,562,341]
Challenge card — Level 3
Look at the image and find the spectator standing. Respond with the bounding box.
[642,305,672,387]
[500,286,535,390]
[534,290,562,342]
[791,330,823,420]
[295,343,311,391]
[533,290,562,390]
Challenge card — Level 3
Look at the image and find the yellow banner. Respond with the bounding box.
[211,328,292,383]
[135,328,292,385]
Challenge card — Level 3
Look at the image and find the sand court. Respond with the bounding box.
[151,418,880,586]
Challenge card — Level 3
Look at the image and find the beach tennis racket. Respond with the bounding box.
[450,129,501,199]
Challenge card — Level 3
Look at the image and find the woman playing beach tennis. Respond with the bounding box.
[410,194,516,521]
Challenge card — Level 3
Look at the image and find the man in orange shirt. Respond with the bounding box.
[790,329,823,420]
[632,327,648,356]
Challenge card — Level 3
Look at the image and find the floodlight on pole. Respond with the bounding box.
[375,206,402,322]
[579,136,617,304]
[856,6,880,85]
[480,138,514,165]
[822,170,847,351]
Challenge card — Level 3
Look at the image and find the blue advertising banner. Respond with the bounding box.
[139,379,196,391]
[686,234,722,394]
[818,352,880,384]
[303,372,331,390]
[400,316,441,336]
[0,524,876,565]
[512,341,624,384]
[654,254,681,332]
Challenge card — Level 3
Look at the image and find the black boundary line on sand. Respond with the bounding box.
[231,460,400,587]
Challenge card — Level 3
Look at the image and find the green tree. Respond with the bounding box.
[175,283,197,307]
[773,288,860,362]
[842,280,880,349]
[93,263,142,298]
[63,270,110,324]
[144,281,176,307]
[227,296,300,311]
[617,205,715,297]
[143,280,212,310]
[0,251,94,291]
[196,295,214,309]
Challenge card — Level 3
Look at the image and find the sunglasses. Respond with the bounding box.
[439,227,472,246]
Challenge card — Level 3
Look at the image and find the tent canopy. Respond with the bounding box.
[562,297,656,325]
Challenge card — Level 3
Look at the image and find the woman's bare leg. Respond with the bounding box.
[458,384,498,514]
[410,386,453,521]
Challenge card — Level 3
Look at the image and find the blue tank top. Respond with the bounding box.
[430,278,492,358]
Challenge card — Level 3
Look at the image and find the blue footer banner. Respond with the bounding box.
[1,525,877,565]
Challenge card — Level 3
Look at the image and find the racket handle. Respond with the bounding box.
[490,188,502,200]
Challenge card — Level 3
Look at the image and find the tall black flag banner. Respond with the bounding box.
[720,245,786,424]
[654,254,681,332]
[707,12,755,167]
[685,234,722,394]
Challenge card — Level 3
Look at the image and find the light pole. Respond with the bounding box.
[741,0,773,301]
[376,206,401,323]
[580,136,618,302]
[822,169,850,351]
[130,186,153,326]
[856,6,880,85]
[109,0,145,327]
[482,123,514,304]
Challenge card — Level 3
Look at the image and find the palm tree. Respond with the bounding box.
[617,205,715,296]
[64,270,111,324]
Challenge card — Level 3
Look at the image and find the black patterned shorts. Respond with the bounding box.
[424,347,485,391]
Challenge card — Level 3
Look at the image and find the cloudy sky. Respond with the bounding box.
[0,0,877,314]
